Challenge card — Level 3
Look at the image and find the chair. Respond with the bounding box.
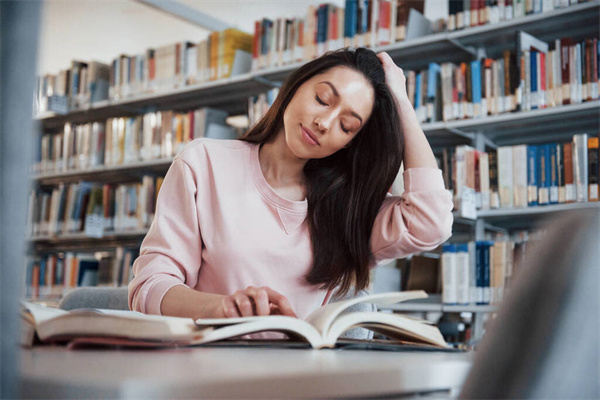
[459,208,600,399]
[58,286,376,339]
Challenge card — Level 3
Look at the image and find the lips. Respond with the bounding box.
[301,125,320,145]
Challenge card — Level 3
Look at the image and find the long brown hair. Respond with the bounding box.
[241,47,404,296]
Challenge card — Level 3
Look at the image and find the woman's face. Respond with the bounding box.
[282,66,375,160]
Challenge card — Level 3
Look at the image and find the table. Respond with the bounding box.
[21,346,472,398]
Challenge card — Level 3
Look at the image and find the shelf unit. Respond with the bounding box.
[36,1,600,133]
[30,1,600,343]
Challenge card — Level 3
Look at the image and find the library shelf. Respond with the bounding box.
[37,72,270,130]
[35,1,599,132]
[423,101,600,148]
[33,158,174,186]
[32,101,600,184]
[377,294,499,313]
[30,229,148,252]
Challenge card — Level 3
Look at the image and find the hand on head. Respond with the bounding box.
[221,286,297,318]
[377,51,409,105]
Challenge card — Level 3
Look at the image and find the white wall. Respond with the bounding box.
[38,0,447,75]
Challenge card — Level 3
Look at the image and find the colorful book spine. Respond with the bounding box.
[527,144,539,206]
[588,136,599,201]
[442,244,458,305]
[549,142,559,204]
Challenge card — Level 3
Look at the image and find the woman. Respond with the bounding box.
[128,48,453,321]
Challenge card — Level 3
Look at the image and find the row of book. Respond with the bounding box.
[27,176,163,238]
[24,247,138,301]
[442,133,600,212]
[35,28,253,114]
[34,107,237,174]
[253,0,591,71]
[447,0,589,31]
[36,1,591,116]
[441,235,533,306]
[408,34,599,124]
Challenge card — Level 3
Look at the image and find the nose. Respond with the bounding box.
[314,112,334,133]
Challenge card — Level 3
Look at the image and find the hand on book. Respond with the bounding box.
[221,286,297,318]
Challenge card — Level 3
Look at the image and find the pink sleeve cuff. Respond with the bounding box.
[143,277,188,315]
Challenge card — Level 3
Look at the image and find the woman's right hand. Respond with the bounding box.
[219,286,297,318]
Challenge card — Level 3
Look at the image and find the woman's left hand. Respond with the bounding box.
[377,51,410,106]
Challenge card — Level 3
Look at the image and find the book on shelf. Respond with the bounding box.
[21,291,451,350]
[24,248,138,301]
[34,0,596,117]
[440,232,536,306]
[443,132,600,214]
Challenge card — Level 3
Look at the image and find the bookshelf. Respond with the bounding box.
[29,0,600,347]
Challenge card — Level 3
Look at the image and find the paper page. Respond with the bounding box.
[22,302,68,324]
[195,316,323,348]
[325,311,447,348]
[304,291,428,336]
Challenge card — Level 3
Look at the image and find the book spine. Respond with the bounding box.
[513,144,528,208]
[456,244,470,305]
[573,133,589,202]
[527,144,539,206]
[442,244,458,305]
[538,143,550,205]
[588,136,599,201]
[556,142,566,203]
[564,141,575,202]
[549,142,559,204]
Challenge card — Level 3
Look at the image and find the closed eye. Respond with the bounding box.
[340,123,349,133]
[315,95,328,106]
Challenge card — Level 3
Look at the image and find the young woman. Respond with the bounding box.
[128,48,453,322]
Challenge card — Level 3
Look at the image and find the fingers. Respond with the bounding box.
[262,287,297,318]
[377,51,403,72]
[245,286,270,316]
[222,296,242,318]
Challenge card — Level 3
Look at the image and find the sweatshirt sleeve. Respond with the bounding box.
[370,167,454,265]
[128,157,202,315]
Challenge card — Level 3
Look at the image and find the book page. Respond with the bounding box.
[22,302,69,324]
[324,311,447,348]
[195,315,323,348]
[304,291,428,336]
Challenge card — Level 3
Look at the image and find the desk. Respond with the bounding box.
[21,346,472,399]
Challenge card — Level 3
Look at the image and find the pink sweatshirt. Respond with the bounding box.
[128,138,453,319]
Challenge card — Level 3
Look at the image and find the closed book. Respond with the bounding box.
[573,133,588,202]
[479,152,490,210]
[527,144,539,206]
[564,141,576,202]
[489,150,500,208]
[556,142,566,203]
[442,244,458,305]
[549,142,559,204]
[456,244,470,305]
[588,136,599,201]
[513,144,528,207]
[497,146,514,208]
[538,143,551,205]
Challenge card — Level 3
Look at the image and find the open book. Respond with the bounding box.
[21,291,449,349]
